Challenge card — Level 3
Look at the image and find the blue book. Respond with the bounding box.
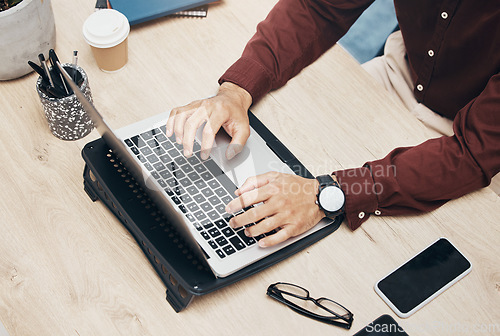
[109,0,213,25]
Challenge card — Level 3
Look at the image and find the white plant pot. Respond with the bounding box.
[0,0,56,80]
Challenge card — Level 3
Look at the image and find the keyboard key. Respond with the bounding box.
[200,202,212,212]
[221,227,235,238]
[161,141,173,151]
[214,219,226,229]
[153,162,165,171]
[185,213,195,222]
[193,194,206,204]
[208,240,218,249]
[215,249,225,258]
[173,186,184,196]
[160,170,172,179]
[229,236,246,251]
[151,171,160,179]
[201,231,210,240]
[166,162,178,171]
[159,155,170,163]
[237,230,256,246]
[187,172,201,182]
[207,210,219,221]
[181,164,194,173]
[144,163,154,171]
[152,146,166,156]
[193,141,201,151]
[215,204,226,214]
[186,186,198,195]
[147,138,160,148]
[164,188,174,196]
[194,180,207,190]
[155,133,167,142]
[187,155,200,165]
[223,245,236,256]
[171,196,181,205]
[201,219,213,229]
[208,227,221,238]
[214,187,226,198]
[194,222,202,231]
[208,195,220,206]
[180,194,192,203]
[207,179,220,189]
[201,188,214,197]
[172,170,185,179]
[175,156,187,166]
[168,148,179,158]
[200,172,213,181]
[194,210,206,221]
[125,138,134,147]
[215,236,228,246]
[140,147,153,156]
[186,202,199,212]
[130,135,146,147]
[131,147,140,155]
[221,195,232,204]
[178,204,187,213]
[157,179,167,188]
[146,154,159,163]
[166,178,179,188]
[179,178,192,187]
[140,131,154,140]
[193,164,206,174]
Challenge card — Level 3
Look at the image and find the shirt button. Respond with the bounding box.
[441,12,448,19]
[428,50,434,57]
[417,84,424,92]
[374,210,381,216]
[358,212,365,219]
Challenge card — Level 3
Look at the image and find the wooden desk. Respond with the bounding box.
[0,0,498,335]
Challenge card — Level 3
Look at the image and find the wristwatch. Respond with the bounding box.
[315,174,345,219]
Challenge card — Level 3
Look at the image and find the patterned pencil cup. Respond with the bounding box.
[36,63,94,141]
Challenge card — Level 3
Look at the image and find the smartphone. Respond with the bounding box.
[353,314,409,335]
[374,237,471,318]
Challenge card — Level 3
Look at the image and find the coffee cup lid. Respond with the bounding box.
[83,9,130,48]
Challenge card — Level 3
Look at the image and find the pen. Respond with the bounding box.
[49,49,70,95]
[28,60,50,84]
[72,50,78,83]
[38,53,54,88]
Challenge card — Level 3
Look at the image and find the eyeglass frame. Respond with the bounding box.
[266,282,354,329]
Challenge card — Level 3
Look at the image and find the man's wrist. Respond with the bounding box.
[219,81,252,108]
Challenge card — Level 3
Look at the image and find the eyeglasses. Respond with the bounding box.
[266,282,354,329]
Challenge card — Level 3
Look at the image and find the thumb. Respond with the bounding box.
[225,128,250,160]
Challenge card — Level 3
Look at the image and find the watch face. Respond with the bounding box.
[319,186,345,212]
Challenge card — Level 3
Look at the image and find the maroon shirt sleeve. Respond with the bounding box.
[336,73,500,229]
[219,0,374,103]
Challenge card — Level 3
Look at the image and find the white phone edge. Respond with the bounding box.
[374,237,472,319]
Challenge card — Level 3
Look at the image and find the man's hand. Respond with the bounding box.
[166,82,253,160]
[225,172,325,248]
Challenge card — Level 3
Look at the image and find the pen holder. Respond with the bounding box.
[36,63,94,141]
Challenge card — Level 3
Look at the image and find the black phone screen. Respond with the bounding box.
[377,238,471,315]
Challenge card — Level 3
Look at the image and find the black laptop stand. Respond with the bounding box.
[81,112,342,312]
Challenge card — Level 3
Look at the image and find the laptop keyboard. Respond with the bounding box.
[124,125,274,259]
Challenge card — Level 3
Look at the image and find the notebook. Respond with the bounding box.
[109,0,214,25]
[57,62,334,278]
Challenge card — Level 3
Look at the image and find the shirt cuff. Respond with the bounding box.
[334,166,379,230]
[218,57,273,104]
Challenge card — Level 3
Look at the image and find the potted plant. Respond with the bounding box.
[0,0,56,80]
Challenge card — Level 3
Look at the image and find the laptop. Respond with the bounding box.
[58,62,334,278]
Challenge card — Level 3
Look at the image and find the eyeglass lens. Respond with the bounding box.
[273,283,349,320]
